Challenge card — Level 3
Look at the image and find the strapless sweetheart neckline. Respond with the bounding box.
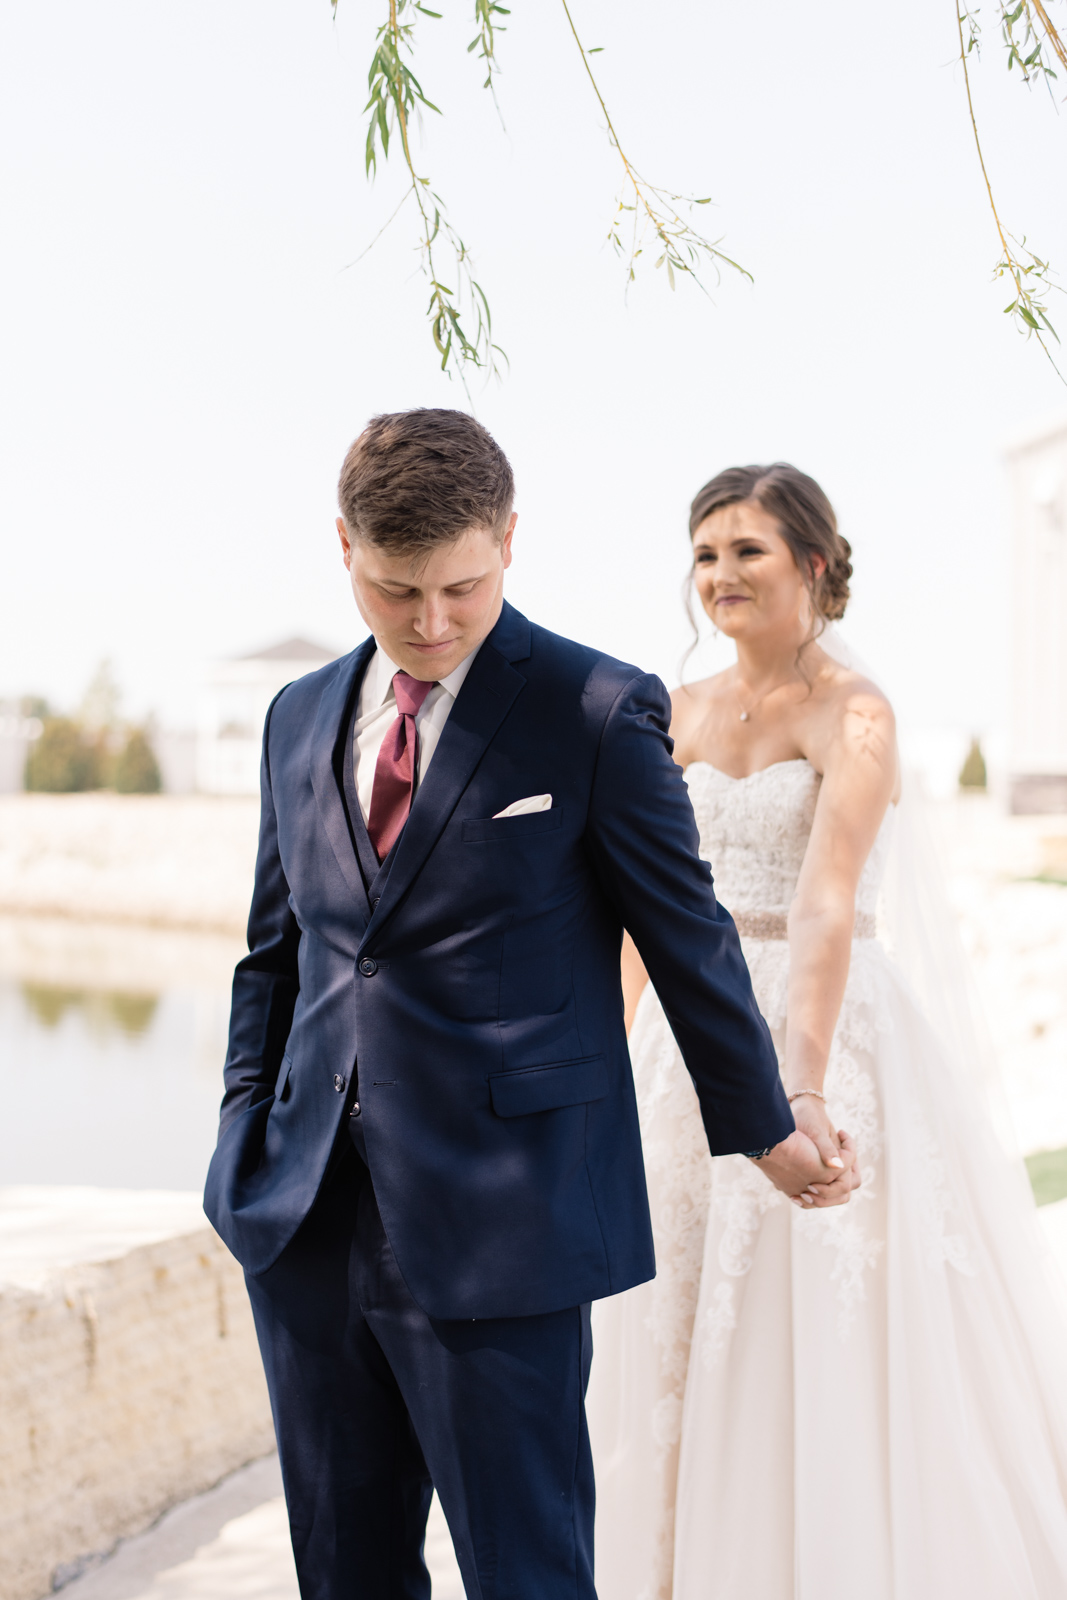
[684,756,813,784]
[680,752,891,932]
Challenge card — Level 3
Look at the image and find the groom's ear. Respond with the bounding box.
[501,512,517,568]
[337,517,354,569]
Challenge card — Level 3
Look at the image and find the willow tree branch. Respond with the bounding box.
[558,0,654,234]
[1030,0,1067,71]
[955,3,1063,379]
[558,0,750,290]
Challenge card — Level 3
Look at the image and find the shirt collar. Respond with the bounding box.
[437,642,481,700]
[366,639,483,708]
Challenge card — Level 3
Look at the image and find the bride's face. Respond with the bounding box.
[692,499,822,644]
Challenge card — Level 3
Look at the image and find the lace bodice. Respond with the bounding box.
[684,758,893,924]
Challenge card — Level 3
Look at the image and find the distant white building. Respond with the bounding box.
[197,638,341,796]
[1004,413,1067,814]
[152,729,198,795]
[0,708,42,794]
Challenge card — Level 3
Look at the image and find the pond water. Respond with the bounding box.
[5,873,1067,1198]
[0,915,244,1190]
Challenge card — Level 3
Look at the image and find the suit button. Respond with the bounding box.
[369,894,380,908]
[333,1074,346,1093]
[350,1101,361,1117]
[359,958,378,977]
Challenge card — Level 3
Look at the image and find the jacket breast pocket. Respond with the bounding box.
[462,808,563,844]
[489,1054,606,1117]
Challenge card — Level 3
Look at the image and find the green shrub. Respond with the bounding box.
[24,718,102,792]
[959,737,987,791]
[1025,1146,1067,1208]
[113,728,162,794]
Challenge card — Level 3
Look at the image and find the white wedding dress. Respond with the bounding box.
[588,759,1067,1600]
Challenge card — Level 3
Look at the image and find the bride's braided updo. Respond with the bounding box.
[689,462,852,623]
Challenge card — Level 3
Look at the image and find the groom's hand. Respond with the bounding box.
[753,1128,859,1208]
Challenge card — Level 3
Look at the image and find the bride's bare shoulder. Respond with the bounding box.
[671,672,729,716]
[669,671,729,727]
[669,672,730,767]
[810,658,897,789]
[826,663,894,732]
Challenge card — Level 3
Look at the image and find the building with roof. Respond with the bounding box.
[196,637,341,796]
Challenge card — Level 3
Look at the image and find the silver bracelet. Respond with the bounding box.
[787,1089,826,1105]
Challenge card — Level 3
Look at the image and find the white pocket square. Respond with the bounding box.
[492,794,553,819]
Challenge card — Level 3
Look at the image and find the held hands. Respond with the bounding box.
[753,1095,860,1208]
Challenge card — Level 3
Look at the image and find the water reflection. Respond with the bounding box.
[0,914,245,1191]
[21,983,159,1038]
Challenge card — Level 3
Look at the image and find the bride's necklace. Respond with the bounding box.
[732,666,799,723]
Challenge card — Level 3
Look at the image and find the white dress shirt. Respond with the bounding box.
[352,643,482,823]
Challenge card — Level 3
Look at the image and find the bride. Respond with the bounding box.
[588,463,1067,1599]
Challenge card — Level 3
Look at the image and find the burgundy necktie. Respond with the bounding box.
[366,672,436,861]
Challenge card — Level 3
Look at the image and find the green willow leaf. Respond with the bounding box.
[340,0,757,387]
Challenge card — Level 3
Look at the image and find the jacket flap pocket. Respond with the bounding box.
[463,808,562,844]
[489,1054,606,1117]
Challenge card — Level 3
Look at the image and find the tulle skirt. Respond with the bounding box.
[587,938,1067,1600]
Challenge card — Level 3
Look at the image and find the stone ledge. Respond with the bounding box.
[0,1187,273,1600]
[0,796,258,933]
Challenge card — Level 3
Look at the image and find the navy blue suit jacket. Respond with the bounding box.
[204,602,793,1319]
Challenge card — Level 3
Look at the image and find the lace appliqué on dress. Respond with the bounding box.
[909,1108,977,1276]
[630,986,713,1398]
[698,1282,737,1371]
[701,959,889,1348]
[624,986,716,1600]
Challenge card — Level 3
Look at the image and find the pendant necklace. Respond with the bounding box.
[733,667,797,724]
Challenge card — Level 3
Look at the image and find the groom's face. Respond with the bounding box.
[338,516,516,681]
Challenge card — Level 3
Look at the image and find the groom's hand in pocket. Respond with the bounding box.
[753,1127,859,1208]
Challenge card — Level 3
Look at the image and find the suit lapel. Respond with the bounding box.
[363,606,530,943]
[309,637,376,912]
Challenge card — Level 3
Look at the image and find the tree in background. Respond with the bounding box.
[21,661,163,794]
[959,737,989,791]
[78,660,121,735]
[24,718,102,792]
[113,728,162,794]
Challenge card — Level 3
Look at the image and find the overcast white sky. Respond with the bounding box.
[1,0,1065,747]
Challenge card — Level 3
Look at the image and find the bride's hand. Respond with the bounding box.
[790,1093,844,1172]
[754,1125,856,1206]
[785,1096,861,1207]
[798,1129,860,1207]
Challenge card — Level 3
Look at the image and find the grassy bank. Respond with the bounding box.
[1026,1146,1067,1208]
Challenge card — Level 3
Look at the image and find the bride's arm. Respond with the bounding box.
[621,933,648,1033]
[786,685,897,1159]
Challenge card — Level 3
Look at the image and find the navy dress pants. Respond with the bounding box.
[244,1141,596,1600]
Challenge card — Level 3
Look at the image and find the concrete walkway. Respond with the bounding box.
[59,1455,464,1600]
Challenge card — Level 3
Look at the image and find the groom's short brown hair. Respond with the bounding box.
[338,409,515,557]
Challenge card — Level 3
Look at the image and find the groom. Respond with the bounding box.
[204,409,855,1600]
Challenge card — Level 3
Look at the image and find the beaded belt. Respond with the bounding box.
[732,910,877,941]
